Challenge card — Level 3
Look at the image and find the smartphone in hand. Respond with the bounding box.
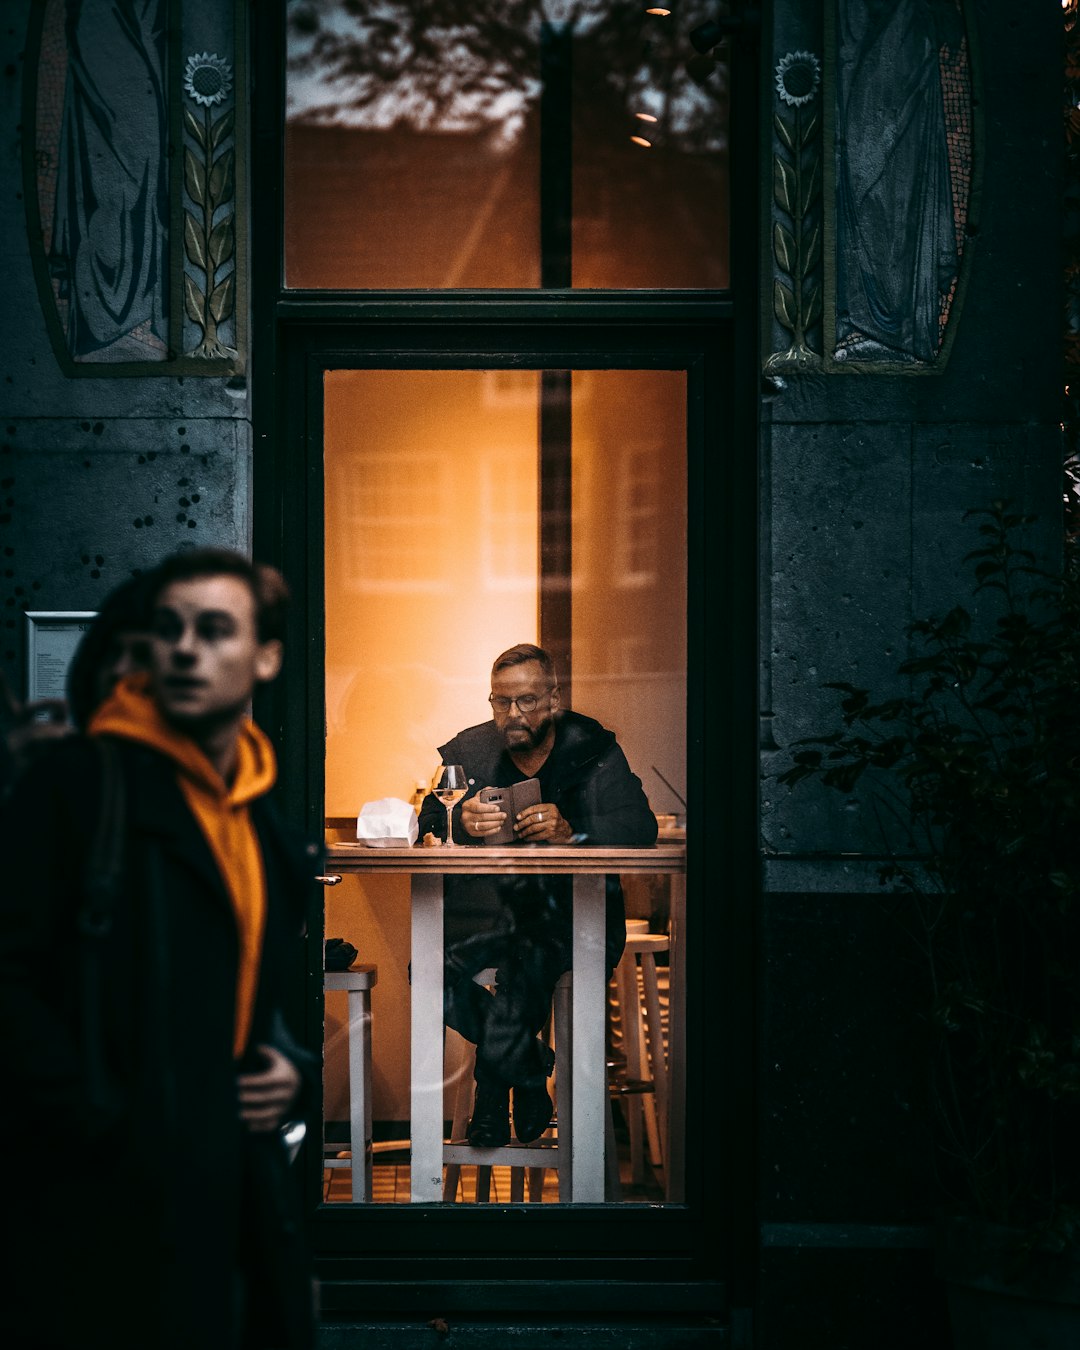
[477,779,542,845]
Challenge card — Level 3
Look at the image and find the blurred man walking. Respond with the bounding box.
[0,548,316,1350]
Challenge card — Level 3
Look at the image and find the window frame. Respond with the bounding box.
[250,0,760,1319]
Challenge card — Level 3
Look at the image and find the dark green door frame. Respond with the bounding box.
[249,0,760,1324]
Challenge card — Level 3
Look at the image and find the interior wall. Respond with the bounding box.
[324,368,541,816]
[570,369,688,817]
[323,368,540,1120]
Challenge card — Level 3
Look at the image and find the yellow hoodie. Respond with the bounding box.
[89,673,276,1058]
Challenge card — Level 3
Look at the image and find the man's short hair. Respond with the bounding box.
[148,548,289,643]
[491,643,557,684]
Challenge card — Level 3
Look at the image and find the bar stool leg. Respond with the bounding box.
[639,950,669,1169]
[625,956,663,1171]
[614,949,647,1184]
[553,974,572,1201]
[605,1093,622,1201]
[442,1028,474,1202]
[323,967,378,1204]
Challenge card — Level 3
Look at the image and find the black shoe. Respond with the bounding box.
[512,1045,556,1143]
[467,1082,510,1147]
[512,1082,553,1142]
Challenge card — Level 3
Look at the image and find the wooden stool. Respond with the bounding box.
[609,932,669,1184]
[442,969,622,1204]
[323,963,378,1203]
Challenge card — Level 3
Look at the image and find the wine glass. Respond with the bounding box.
[432,764,467,847]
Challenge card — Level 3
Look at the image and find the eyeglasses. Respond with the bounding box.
[488,692,551,714]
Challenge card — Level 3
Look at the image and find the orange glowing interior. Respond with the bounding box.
[322,367,686,1126]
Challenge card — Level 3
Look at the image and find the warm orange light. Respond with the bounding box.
[630,135,652,148]
[635,112,658,123]
[646,7,672,14]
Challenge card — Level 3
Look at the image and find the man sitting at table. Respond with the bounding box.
[417,643,657,1148]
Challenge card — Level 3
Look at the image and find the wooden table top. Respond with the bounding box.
[324,841,686,876]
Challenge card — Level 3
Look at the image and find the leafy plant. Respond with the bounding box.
[779,502,1080,1249]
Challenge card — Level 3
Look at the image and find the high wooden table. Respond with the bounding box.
[324,841,686,1203]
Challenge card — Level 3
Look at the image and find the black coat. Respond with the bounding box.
[418,710,659,849]
[0,736,317,1350]
[418,710,658,963]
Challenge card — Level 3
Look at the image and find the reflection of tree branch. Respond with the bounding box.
[287,0,727,149]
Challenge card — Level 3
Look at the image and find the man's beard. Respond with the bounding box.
[502,715,553,751]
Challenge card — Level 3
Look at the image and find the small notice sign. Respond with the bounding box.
[25,612,97,702]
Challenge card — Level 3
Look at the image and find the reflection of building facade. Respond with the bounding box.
[1,0,1066,1345]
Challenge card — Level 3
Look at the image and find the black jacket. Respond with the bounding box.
[418,711,657,965]
[0,736,317,1350]
[419,710,658,848]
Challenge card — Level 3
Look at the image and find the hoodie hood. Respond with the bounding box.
[89,672,276,805]
[89,673,275,1057]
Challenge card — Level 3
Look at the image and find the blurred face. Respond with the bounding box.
[94,631,151,708]
[148,575,282,731]
[489,660,560,753]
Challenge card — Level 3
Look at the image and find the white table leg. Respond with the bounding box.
[348,983,372,1202]
[570,873,607,1202]
[410,872,444,1202]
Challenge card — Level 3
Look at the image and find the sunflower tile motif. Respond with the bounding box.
[182,52,237,360]
[765,50,823,373]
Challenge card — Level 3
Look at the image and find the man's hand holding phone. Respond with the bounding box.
[464,780,572,843]
[461,793,507,839]
[513,801,573,843]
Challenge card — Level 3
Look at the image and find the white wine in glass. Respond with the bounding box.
[432,764,467,847]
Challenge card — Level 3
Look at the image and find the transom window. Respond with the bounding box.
[285,0,730,289]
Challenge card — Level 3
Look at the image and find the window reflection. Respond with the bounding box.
[336,449,450,591]
[286,0,728,289]
[613,444,661,584]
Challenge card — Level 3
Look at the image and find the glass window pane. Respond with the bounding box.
[286,2,728,289]
[323,368,687,1204]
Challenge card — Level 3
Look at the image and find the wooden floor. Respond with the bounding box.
[324,1159,563,1204]
[324,957,671,1205]
[323,1106,666,1205]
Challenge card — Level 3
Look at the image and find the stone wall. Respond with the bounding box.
[0,0,248,703]
[756,1,1062,1344]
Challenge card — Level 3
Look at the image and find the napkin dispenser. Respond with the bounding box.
[356,797,419,848]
